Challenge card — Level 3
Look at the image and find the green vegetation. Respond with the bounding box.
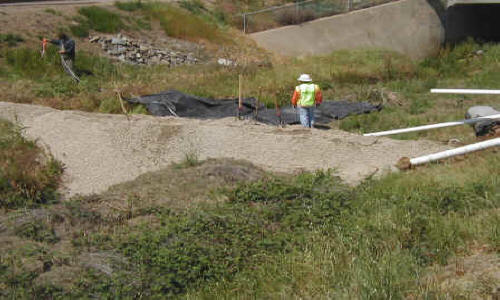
[1,2,498,298]
[115,0,145,12]
[0,120,63,209]
[0,33,24,47]
[1,41,499,142]
[191,155,499,298]
[14,221,60,244]
[70,6,126,37]
[147,3,226,42]
[0,46,128,111]
[115,1,229,42]
[44,8,62,16]
[79,6,126,33]
[1,152,498,298]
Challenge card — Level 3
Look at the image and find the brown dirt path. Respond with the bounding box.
[0,102,450,198]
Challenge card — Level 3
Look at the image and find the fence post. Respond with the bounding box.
[295,0,299,19]
[238,74,243,118]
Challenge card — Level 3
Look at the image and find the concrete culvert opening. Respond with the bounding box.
[446,1,500,43]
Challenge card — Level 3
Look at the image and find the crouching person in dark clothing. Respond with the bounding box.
[44,33,79,82]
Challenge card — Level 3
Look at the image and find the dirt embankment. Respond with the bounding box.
[0,102,450,198]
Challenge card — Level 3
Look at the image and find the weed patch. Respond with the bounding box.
[108,171,349,296]
[77,6,126,34]
[14,221,59,244]
[188,153,499,298]
[0,152,497,298]
[115,0,144,12]
[0,33,24,47]
[0,120,63,209]
[143,3,228,43]
[44,8,62,16]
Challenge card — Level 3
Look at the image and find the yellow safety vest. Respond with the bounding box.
[296,83,317,107]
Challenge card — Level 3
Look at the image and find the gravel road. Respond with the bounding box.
[0,102,449,198]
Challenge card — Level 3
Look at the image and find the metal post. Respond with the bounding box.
[296,0,299,19]
[238,74,243,118]
[243,13,247,34]
[347,0,352,11]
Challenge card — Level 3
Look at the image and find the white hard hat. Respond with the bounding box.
[297,74,312,82]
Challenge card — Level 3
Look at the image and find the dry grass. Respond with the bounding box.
[75,158,267,219]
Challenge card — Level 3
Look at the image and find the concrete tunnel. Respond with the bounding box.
[446,0,500,43]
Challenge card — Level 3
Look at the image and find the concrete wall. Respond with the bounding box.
[250,0,444,60]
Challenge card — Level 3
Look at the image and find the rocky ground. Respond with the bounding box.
[90,33,201,65]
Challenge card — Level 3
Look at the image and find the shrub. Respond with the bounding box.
[0,120,63,209]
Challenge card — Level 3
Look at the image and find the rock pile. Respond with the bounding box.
[90,34,199,66]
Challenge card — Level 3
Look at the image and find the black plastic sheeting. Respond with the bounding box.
[125,90,382,126]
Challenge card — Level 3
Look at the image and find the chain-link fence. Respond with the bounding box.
[241,0,399,33]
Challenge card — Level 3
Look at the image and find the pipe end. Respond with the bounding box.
[396,157,412,170]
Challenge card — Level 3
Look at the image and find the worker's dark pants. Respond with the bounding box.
[299,106,315,128]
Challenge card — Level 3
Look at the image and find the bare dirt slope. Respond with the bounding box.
[0,102,450,198]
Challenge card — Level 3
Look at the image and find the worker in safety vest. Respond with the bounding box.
[291,74,323,128]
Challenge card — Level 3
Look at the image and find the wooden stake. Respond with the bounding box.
[238,74,243,118]
[238,74,243,109]
[255,86,261,118]
[275,98,281,125]
[115,89,130,120]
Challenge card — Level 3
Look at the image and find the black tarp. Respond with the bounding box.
[466,106,500,136]
[125,90,382,126]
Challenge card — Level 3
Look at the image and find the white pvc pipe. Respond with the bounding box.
[410,138,500,166]
[431,89,500,95]
[363,114,500,137]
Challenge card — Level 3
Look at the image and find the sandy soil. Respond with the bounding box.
[0,101,450,198]
[429,249,500,299]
